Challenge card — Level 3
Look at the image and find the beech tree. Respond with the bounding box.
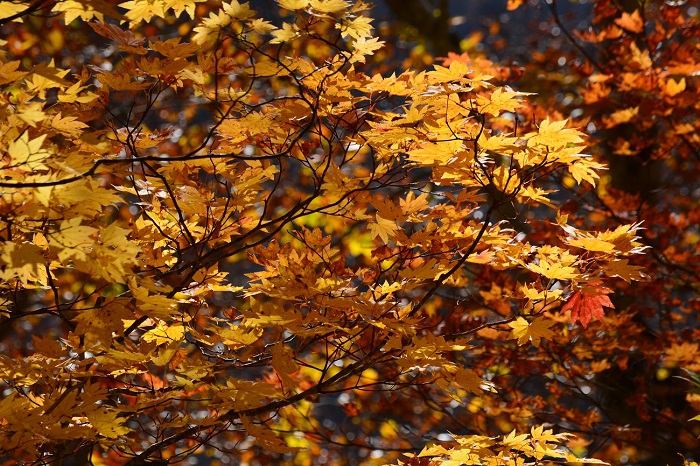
[0,1,696,465]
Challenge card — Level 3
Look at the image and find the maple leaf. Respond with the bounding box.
[526,118,584,149]
[336,14,373,40]
[568,159,604,186]
[142,322,186,346]
[309,0,348,14]
[349,36,384,63]
[603,107,639,127]
[369,214,399,244]
[508,316,555,347]
[0,242,46,286]
[47,113,89,138]
[601,259,647,282]
[665,77,686,97]
[0,2,26,22]
[278,0,309,10]
[119,0,166,24]
[270,22,299,44]
[527,258,579,280]
[562,286,615,328]
[89,21,146,50]
[7,132,49,168]
[614,10,644,34]
[443,366,484,395]
[429,60,471,83]
[477,86,529,117]
[165,0,205,18]
[0,61,27,85]
[629,42,652,69]
[15,102,46,128]
[88,408,130,439]
[52,0,118,24]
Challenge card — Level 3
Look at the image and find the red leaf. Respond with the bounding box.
[562,287,614,328]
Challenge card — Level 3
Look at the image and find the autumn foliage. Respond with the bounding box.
[0,0,698,465]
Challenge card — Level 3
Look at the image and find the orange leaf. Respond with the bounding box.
[507,0,524,11]
[562,287,614,328]
[614,10,643,34]
[665,77,686,97]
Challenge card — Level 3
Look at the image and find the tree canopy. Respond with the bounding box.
[0,0,698,465]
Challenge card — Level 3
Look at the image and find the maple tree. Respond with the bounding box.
[0,0,696,465]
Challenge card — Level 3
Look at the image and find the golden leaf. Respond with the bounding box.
[88,409,130,439]
[665,77,686,97]
[508,316,555,347]
[278,0,309,9]
[0,60,27,85]
[369,214,399,244]
[614,10,643,33]
[526,118,584,149]
[0,242,46,286]
[527,258,578,280]
[142,322,186,346]
[309,0,348,14]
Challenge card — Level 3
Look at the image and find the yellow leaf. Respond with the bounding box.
[270,22,299,44]
[0,2,27,21]
[0,60,27,85]
[379,419,399,439]
[568,159,604,186]
[508,316,555,347]
[222,0,255,20]
[47,112,89,138]
[369,214,398,244]
[407,140,463,165]
[7,132,49,168]
[336,14,373,40]
[349,36,384,63]
[0,242,47,286]
[15,102,46,128]
[601,259,647,282]
[57,82,99,103]
[502,429,530,448]
[142,322,186,345]
[629,42,651,69]
[26,60,70,96]
[492,165,520,194]
[130,279,180,319]
[477,86,529,117]
[309,0,348,14]
[119,0,166,24]
[527,118,584,149]
[567,236,615,253]
[165,0,204,18]
[52,0,116,24]
[604,106,638,126]
[519,185,556,208]
[429,60,471,84]
[519,284,562,301]
[278,0,308,9]
[216,324,261,347]
[88,409,130,439]
[665,77,686,97]
[478,133,519,153]
[527,258,578,280]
